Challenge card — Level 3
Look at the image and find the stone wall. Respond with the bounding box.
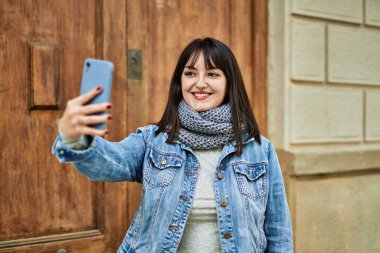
[268,0,380,252]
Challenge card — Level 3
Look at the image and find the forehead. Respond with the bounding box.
[185,51,217,69]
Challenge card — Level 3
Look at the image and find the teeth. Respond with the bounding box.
[194,93,209,97]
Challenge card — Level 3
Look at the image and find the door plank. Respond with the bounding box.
[252,0,268,135]
[98,0,128,251]
[125,0,150,226]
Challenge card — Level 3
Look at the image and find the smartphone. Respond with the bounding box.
[80,58,114,129]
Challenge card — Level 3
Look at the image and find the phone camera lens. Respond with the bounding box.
[86,62,91,68]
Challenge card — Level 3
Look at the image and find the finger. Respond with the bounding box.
[79,102,112,115]
[78,114,112,126]
[72,86,102,105]
[78,126,109,137]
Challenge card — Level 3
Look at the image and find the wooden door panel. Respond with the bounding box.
[0,0,127,252]
[1,0,96,240]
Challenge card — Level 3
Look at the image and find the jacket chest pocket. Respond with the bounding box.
[234,163,267,201]
[143,149,183,188]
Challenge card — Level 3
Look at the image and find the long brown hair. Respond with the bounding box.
[156,37,261,155]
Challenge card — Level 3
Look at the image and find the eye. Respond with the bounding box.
[208,72,220,77]
[184,71,196,77]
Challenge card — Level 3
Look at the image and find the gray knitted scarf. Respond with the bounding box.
[178,100,234,150]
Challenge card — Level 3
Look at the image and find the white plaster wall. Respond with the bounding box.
[268,0,380,252]
[269,0,380,152]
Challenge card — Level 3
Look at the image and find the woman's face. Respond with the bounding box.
[181,53,227,112]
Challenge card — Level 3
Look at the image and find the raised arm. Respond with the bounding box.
[52,86,146,182]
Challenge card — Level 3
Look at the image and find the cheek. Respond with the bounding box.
[181,77,186,90]
[219,80,228,99]
[181,78,191,91]
[181,81,191,100]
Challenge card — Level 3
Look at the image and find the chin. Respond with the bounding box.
[194,107,208,112]
[184,98,220,112]
[192,103,216,112]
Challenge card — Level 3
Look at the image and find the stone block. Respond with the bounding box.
[328,25,380,85]
[291,0,363,23]
[365,90,380,141]
[365,0,380,27]
[291,19,325,82]
[290,174,380,253]
[290,86,363,143]
[278,149,380,175]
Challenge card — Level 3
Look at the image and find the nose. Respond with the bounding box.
[195,75,207,89]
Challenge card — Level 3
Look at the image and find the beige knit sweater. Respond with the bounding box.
[177,148,222,253]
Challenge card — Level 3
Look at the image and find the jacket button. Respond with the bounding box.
[217,173,224,180]
[179,195,190,202]
[220,199,228,207]
[223,232,231,239]
[161,158,167,165]
[169,224,180,231]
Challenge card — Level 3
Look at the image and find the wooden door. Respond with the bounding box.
[0,0,267,251]
[125,0,267,224]
[0,1,128,252]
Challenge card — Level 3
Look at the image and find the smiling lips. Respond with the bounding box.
[192,91,212,100]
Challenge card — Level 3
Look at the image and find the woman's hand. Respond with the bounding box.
[59,86,112,139]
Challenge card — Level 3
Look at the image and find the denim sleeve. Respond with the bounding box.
[52,130,146,183]
[264,142,293,253]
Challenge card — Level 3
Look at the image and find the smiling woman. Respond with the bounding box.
[53,37,293,253]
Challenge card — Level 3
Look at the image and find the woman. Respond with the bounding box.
[53,38,293,253]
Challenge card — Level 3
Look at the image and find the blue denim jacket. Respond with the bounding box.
[52,125,293,253]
